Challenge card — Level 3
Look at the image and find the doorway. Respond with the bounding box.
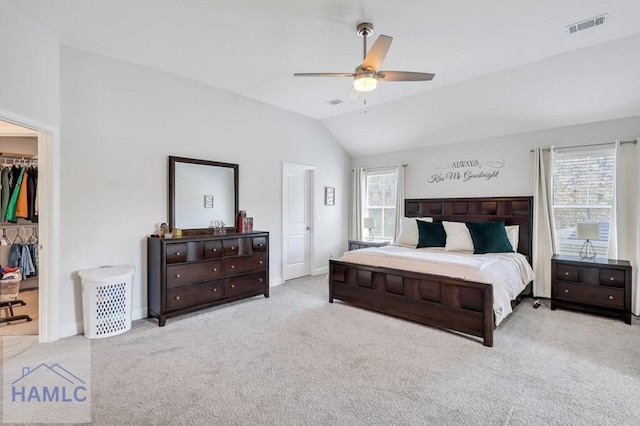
[0,111,57,344]
[282,162,315,281]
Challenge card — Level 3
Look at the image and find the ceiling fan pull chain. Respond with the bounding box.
[364,98,368,114]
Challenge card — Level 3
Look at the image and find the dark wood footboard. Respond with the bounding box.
[329,260,495,346]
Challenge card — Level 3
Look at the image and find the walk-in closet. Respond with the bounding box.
[0,121,39,336]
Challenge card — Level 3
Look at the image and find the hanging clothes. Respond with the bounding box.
[19,243,35,277]
[27,166,37,221]
[1,167,10,221]
[7,243,21,267]
[27,242,38,277]
[15,168,29,219]
[5,166,25,223]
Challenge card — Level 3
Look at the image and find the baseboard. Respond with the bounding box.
[312,266,328,276]
[270,277,284,287]
[132,307,147,320]
[60,321,83,338]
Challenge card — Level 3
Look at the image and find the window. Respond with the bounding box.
[552,147,615,256]
[365,168,397,241]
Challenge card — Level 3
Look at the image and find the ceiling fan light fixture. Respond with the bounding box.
[353,73,377,92]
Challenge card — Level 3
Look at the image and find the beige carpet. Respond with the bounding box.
[2,276,639,425]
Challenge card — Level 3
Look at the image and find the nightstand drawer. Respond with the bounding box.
[556,281,624,309]
[600,269,625,287]
[556,264,578,282]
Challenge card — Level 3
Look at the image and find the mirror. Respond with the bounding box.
[169,156,239,234]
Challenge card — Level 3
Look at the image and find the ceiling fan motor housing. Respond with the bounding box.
[356,22,374,37]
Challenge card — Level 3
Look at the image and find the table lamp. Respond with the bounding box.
[577,223,599,260]
[363,217,375,241]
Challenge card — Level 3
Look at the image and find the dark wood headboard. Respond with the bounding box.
[405,196,533,264]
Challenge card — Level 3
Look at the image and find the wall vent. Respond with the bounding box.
[567,13,608,34]
[325,98,343,105]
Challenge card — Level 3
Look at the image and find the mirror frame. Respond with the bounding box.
[168,156,239,235]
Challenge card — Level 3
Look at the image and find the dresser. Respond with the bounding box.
[551,254,632,324]
[148,231,269,326]
[348,239,390,251]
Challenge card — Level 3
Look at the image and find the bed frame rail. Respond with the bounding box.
[329,260,495,346]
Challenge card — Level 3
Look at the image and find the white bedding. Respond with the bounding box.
[338,245,535,325]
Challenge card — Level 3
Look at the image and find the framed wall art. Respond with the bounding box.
[325,186,335,206]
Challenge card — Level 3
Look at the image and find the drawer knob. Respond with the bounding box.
[609,295,614,300]
[231,246,235,250]
[564,289,569,293]
[213,268,217,272]
[175,296,181,300]
[259,243,263,247]
[212,248,217,252]
[175,274,181,278]
[212,288,217,292]
[176,252,181,256]
[259,278,263,282]
[609,277,614,281]
[564,272,569,276]
[230,265,235,269]
[259,260,263,265]
[231,284,235,288]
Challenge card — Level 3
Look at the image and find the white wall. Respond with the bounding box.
[353,115,640,199]
[60,47,350,336]
[0,1,60,126]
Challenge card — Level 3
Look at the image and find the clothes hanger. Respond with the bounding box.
[28,227,38,243]
[0,228,10,246]
[12,229,24,245]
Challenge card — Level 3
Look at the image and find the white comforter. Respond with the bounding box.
[338,245,535,325]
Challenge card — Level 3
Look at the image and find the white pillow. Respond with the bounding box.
[442,221,474,252]
[395,217,433,247]
[505,225,519,251]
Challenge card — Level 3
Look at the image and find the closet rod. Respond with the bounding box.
[530,139,637,153]
[0,152,35,159]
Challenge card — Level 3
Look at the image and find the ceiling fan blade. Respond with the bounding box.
[347,87,361,103]
[293,73,355,78]
[377,71,436,81]
[362,35,393,72]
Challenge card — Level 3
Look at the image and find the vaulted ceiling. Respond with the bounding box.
[13,0,640,156]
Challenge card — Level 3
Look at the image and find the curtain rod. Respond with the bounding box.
[530,139,637,153]
[352,164,408,172]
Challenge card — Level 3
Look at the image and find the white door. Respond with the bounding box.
[283,163,313,281]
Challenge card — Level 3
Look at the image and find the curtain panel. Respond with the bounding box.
[532,147,557,298]
[349,168,365,240]
[608,139,640,315]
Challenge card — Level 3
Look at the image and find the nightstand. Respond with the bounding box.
[348,239,390,251]
[551,254,632,324]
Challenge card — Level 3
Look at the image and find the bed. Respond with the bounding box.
[328,196,534,347]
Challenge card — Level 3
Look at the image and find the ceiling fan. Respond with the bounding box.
[294,22,435,102]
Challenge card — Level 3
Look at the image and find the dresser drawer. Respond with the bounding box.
[252,237,267,252]
[165,243,188,264]
[223,238,240,256]
[599,269,625,287]
[556,264,578,282]
[166,260,222,288]
[203,240,223,258]
[556,281,624,309]
[166,280,223,310]
[224,271,267,297]
[223,253,267,275]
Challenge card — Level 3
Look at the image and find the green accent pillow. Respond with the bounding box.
[416,221,447,248]
[465,221,514,254]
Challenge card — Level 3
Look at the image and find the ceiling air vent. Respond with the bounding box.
[566,13,608,34]
[325,98,343,105]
